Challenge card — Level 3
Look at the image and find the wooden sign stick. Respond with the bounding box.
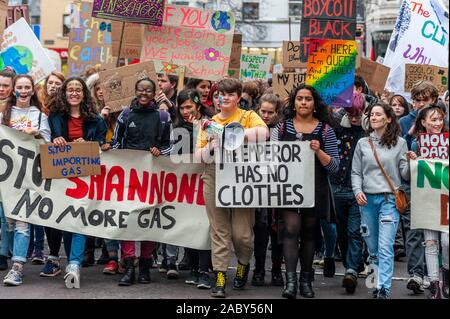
[116,21,125,67]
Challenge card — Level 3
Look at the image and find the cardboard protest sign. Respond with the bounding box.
[306,38,356,107]
[5,4,29,27]
[240,54,272,80]
[417,133,449,160]
[99,61,158,113]
[272,72,307,100]
[92,0,164,25]
[67,1,114,77]
[229,32,242,70]
[0,18,55,83]
[300,0,357,62]
[0,0,7,40]
[216,142,315,207]
[111,21,143,59]
[141,4,235,81]
[356,57,390,93]
[0,125,210,249]
[282,41,307,69]
[39,142,101,179]
[411,158,449,232]
[384,0,449,94]
[405,64,448,95]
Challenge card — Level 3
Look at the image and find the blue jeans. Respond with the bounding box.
[332,185,364,275]
[0,202,13,257]
[105,239,120,252]
[320,219,337,258]
[62,232,86,266]
[360,194,400,293]
[162,243,178,265]
[6,218,31,264]
[27,224,45,256]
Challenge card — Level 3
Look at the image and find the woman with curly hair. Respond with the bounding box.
[271,84,340,299]
[48,77,106,289]
[352,102,414,299]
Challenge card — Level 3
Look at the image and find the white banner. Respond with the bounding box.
[411,158,449,232]
[0,126,210,250]
[216,142,315,208]
[0,18,55,83]
[384,0,449,94]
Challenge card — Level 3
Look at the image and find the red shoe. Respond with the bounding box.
[103,260,118,275]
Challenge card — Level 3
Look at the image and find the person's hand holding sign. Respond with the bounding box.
[53,136,67,148]
[310,139,321,152]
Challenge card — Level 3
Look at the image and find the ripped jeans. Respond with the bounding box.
[6,218,31,264]
[423,230,449,281]
[360,194,400,294]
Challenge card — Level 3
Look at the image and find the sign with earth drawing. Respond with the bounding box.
[141,4,235,81]
[0,18,55,82]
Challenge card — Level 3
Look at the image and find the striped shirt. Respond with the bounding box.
[271,118,340,173]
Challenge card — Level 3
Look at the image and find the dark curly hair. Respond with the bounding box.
[50,77,97,119]
[365,103,401,148]
[284,83,330,124]
[1,74,43,127]
[175,89,214,127]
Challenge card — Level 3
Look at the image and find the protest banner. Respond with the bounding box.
[417,133,449,159]
[0,0,7,40]
[0,18,55,83]
[39,142,101,179]
[272,71,307,100]
[404,64,448,95]
[111,21,143,59]
[67,1,114,77]
[282,41,308,69]
[99,61,158,113]
[240,54,272,80]
[92,0,164,26]
[356,57,390,93]
[300,0,357,62]
[306,38,357,107]
[141,4,235,81]
[216,142,315,208]
[411,158,449,232]
[384,0,449,94]
[5,4,29,27]
[229,32,242,70]
[0,126,210,250]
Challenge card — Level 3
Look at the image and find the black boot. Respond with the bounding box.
[323,257,335,277]
[442,268,449,299]
[251,268,265,286]
[428,281,441,299]
[0,255,8,271]
[118,258,135,286]
[281,272,297,299]
[82,250,95,267]
[271,269,284,286]
[97,245,109,265]
[233,261,250,290]
[137,258,151,284]
[299,271,315,298]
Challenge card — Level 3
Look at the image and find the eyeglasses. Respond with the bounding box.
[67,89,83,95]
[136,89,154,94]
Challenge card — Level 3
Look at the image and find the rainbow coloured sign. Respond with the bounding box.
[306,38,356,108]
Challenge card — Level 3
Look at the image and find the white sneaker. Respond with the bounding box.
[423,276,431,289]
[3,263,23,286]
[64,263,80,289]
[406,275,424,294]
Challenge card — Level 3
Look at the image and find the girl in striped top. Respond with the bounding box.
[271,84,339,299]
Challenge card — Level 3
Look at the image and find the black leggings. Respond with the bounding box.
[185,248,211,273]
[283,211,319,273]
[44,227,62,258]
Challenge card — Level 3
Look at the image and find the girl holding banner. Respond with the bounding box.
[352,103,413,299]
[175,89,213,289]
[195,78,268,298]
[0,74,51,286]
[410,104,449,299]
[48,77,106,289]
[271,84,339,299]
